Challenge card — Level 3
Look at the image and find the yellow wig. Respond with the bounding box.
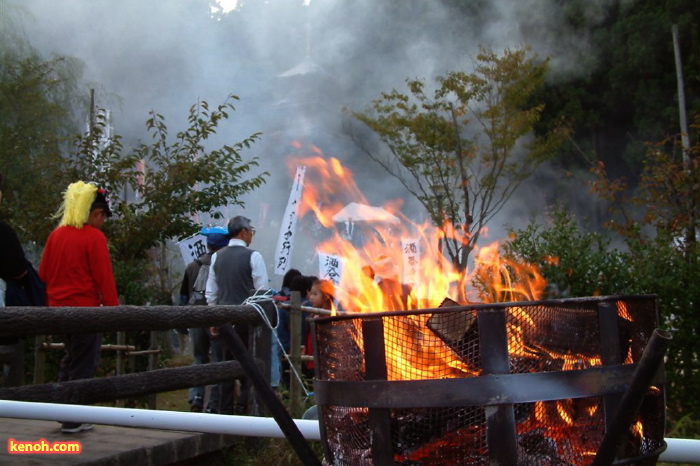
[58,181,98,228]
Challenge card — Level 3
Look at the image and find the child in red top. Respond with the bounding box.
[308,279,334,311]
[39,181,118,434]
[304,279,335,376]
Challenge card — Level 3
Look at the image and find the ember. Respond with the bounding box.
[312,296,666,465]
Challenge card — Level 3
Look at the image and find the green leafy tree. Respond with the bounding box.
[0,2,86,244]
[69,96,269,304]
[538,0,700,175]
[590,122,699,252]
[347,46,568,274]
[503,125,700,420]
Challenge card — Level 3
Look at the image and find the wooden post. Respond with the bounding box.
[33,336,46,385]
[289,291,303,418]
[672,24,690,158]
[147,331,158,409]
[116,332,125,408]
[672,24,697,250]
[217,323,321,466]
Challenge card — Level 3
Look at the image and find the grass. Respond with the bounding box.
[154,353,324,466]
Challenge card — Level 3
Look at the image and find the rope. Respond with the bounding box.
[243,289,311,397]
[274,301,335,316]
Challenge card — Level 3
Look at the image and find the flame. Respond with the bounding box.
[290,151,643,459]
[556,399,574,426]
[287,152,548,314]
[287,151,552,381]
[632,420,644,437]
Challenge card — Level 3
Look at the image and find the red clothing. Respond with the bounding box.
[39,225,119,307]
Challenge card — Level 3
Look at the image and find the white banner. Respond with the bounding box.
[274,165,306,275]
[178,234,207,265]
[401,237,421,287]
[317,251,343,286]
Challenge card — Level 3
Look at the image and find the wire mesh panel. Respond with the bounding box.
[312,295,666,466]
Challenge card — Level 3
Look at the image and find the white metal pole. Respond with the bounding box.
[661,438,700,463]
[0,400,321,440]
[1,401,699,463]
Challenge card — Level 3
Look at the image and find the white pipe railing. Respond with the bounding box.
[0,400,319,440]
[1,401,698,463]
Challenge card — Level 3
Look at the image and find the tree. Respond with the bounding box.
[0,1,86,244]
[537,0,700,176]
[69,96,269,304]
[590,121,700,252]
[346,46,568,271]
[503,125,700,422]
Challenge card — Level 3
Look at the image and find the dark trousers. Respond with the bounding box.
[0,338,25,387]
[58,333,102,382]
[217,323,250,415]
[188,327,221,411]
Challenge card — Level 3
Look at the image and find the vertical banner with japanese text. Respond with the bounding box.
[274,165,306,276]
[401,237,421,288]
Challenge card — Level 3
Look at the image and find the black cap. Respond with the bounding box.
[92,188,113,217]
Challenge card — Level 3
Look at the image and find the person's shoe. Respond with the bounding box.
[61,423,93,434]
[190,396,203,412]
[204,407,218,414]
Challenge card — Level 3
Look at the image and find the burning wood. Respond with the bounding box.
[312,296,667,465]
[282,156,665,464]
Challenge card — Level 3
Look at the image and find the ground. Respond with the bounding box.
[156,351,322,465]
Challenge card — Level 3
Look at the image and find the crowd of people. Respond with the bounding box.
[1,174,414,434]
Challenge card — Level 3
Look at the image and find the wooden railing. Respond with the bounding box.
[0,301,308,415]
[0,299,323,464]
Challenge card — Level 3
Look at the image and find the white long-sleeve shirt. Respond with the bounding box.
[205,238,269,305]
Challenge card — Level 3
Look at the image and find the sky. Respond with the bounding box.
[12,0,623,278]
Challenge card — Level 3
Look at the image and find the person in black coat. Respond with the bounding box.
[0,174,44,386]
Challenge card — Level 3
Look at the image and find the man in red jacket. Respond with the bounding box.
[39,181,119,434]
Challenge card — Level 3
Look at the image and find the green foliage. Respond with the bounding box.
[500,205,631,298]
[0,6,86,243]
[71,97,269,260]
[539,0,700,174]
[67,97,269,304]
[502,207,700,421]
[349,46,568,273]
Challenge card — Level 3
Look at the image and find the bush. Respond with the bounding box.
[502,206,700,422]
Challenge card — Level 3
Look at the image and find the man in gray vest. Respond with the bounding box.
[206,215,269,415]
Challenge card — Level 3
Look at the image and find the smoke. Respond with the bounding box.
[15,0,623,280]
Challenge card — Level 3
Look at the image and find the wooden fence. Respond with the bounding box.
[0,299,309,417]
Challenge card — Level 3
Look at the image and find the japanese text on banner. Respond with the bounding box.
[178,235,206,265]
[401,237,421,288]
[274,165,306,275]
[317,251,343,286]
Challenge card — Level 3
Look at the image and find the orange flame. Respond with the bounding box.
[287,152,548,313]
[294,151,654,461]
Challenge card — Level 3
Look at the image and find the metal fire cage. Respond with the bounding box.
[312,295,668,466]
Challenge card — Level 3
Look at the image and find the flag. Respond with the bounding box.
[273,165,306,275]
[318,251,343,286]
[401,237,421,288]
[178,234,206,265]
